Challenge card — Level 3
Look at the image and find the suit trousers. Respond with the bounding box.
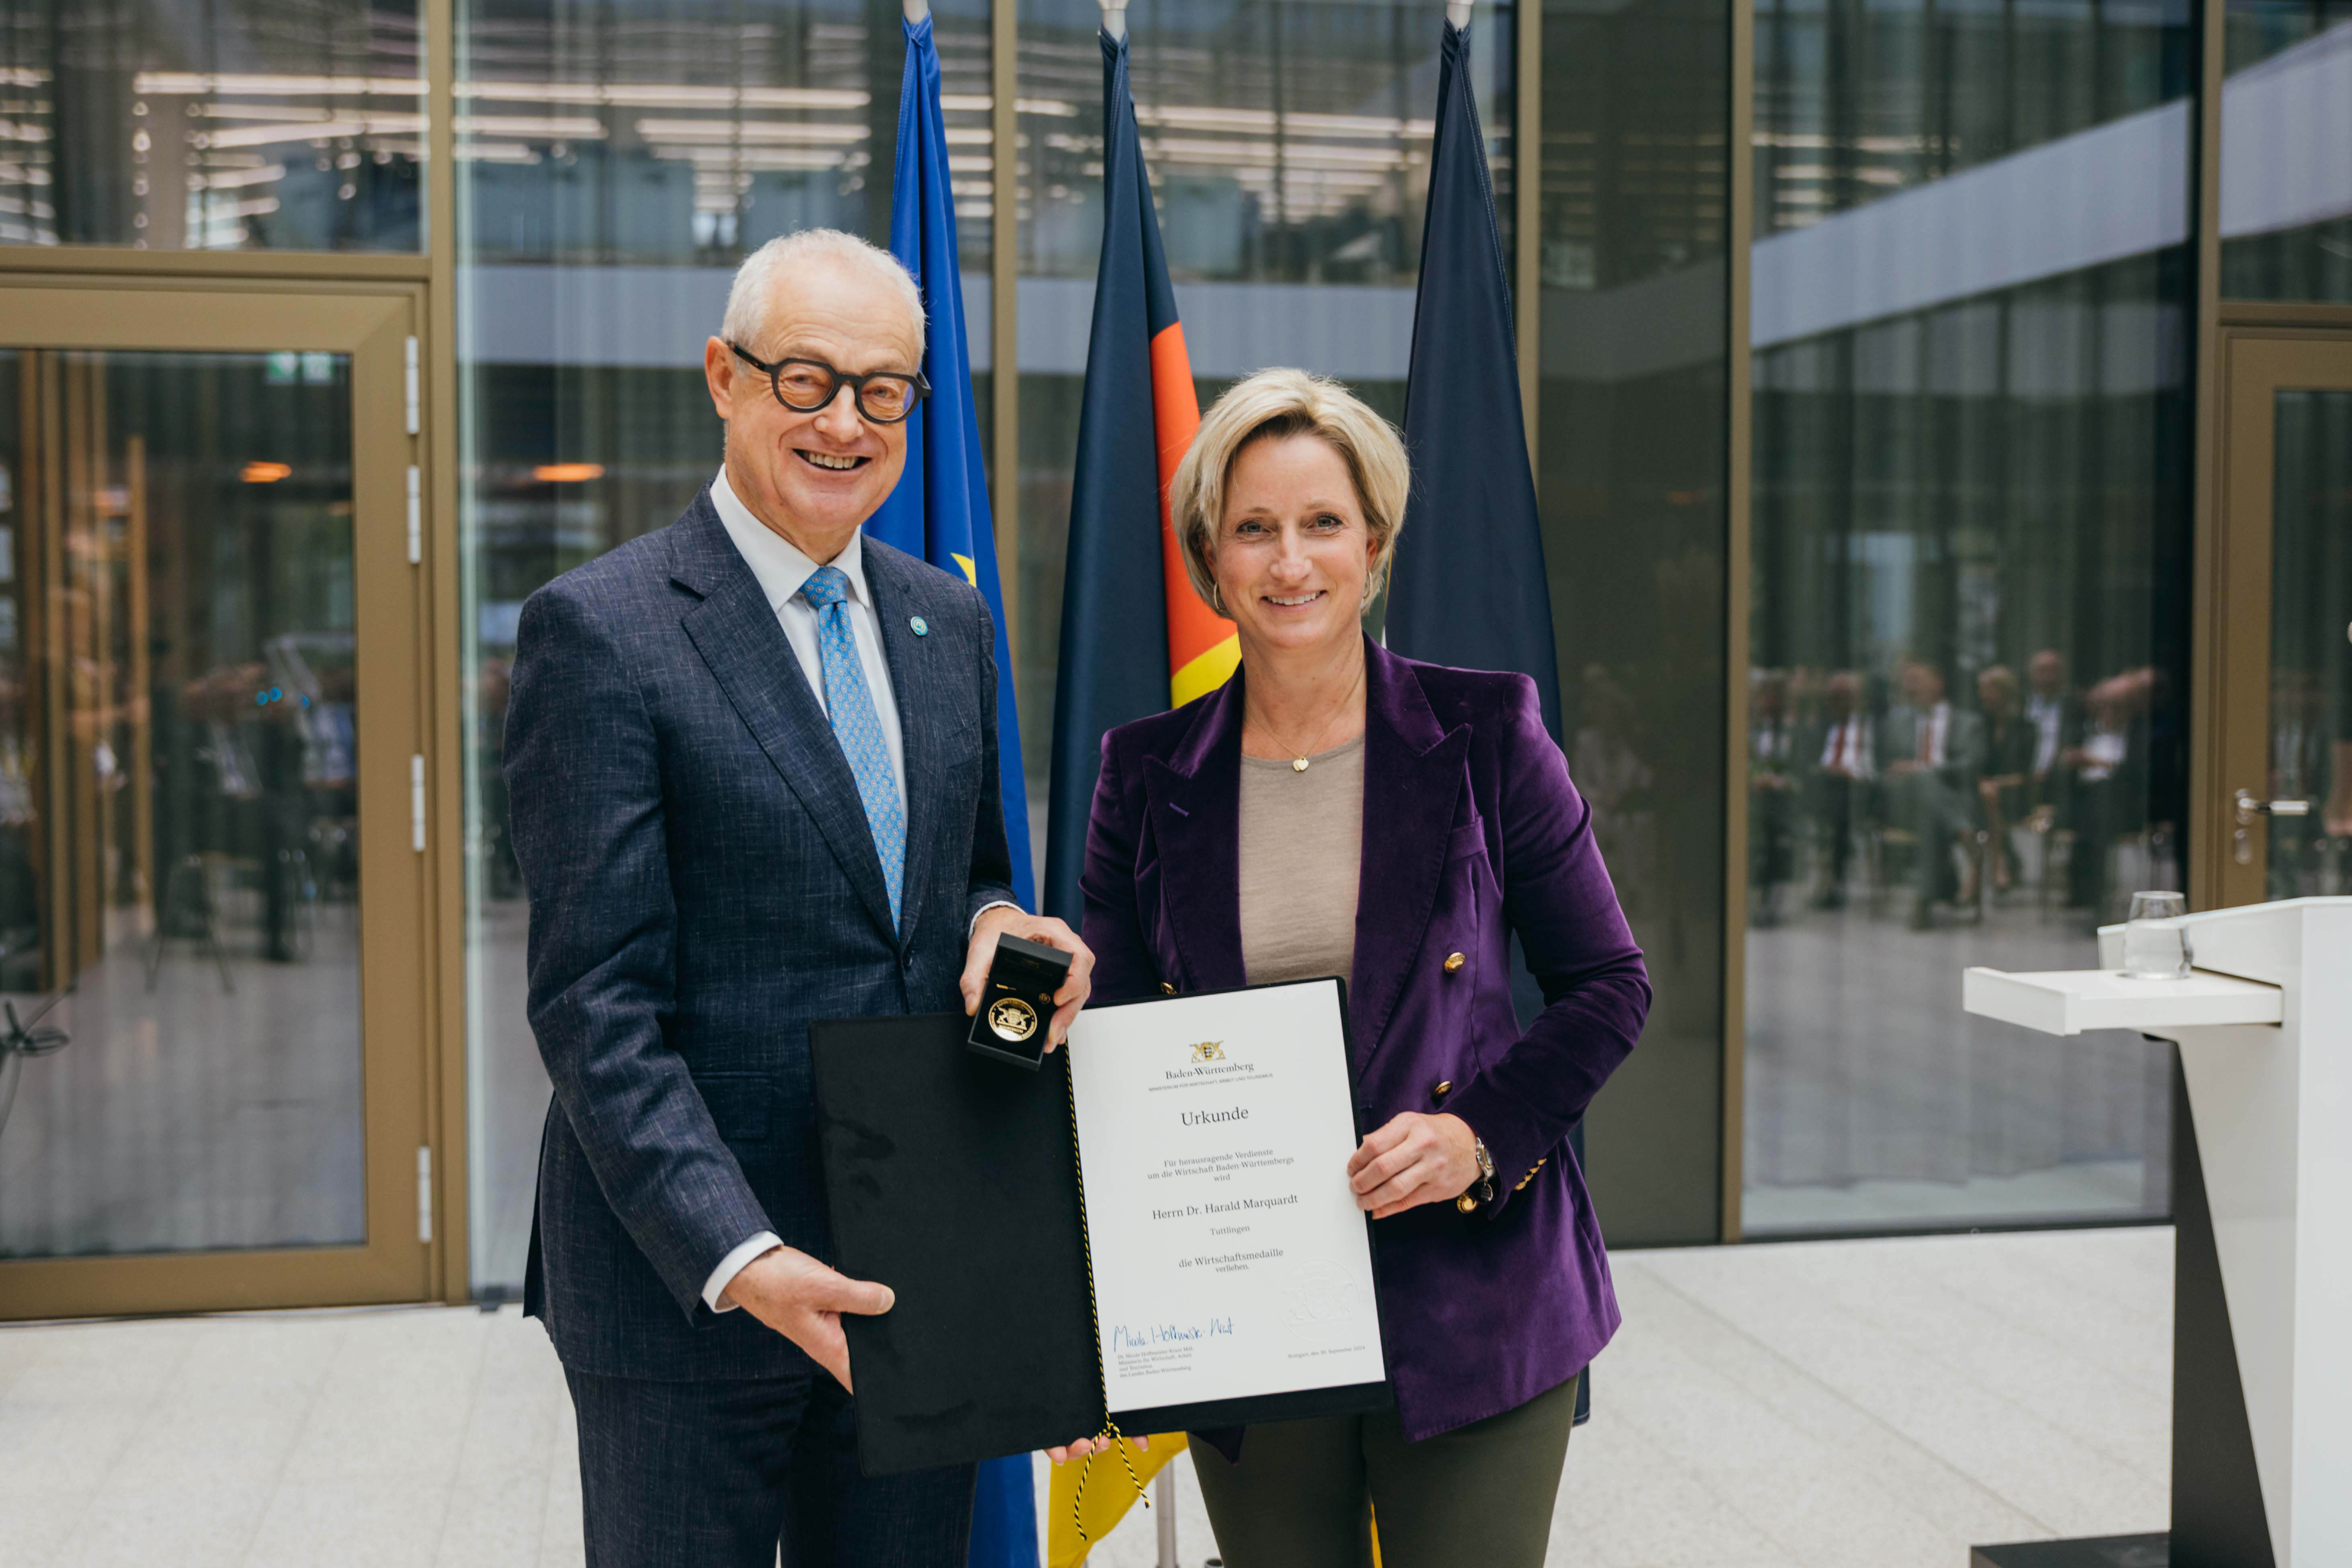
[564,1366,975,1568]
[1189,1374,1579,1568]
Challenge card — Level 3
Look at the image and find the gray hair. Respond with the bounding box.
[721,228,927,359]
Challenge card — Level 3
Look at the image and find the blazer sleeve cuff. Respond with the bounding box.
[968,899,1021,938]
[965,886,1021,933]
[1440,1076,1558,1221]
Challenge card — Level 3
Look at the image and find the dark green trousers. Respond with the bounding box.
[1190,1375,1578,1568]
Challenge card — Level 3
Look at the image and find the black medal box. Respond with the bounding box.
[965,932,1071,1069]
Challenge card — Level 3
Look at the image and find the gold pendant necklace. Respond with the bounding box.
[1253,662,1364,773]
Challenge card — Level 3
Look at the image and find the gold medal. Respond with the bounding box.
[986,997,1039,1042]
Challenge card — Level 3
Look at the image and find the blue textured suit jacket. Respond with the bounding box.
[505,485,1018,1381]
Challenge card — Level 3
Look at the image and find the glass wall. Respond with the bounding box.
[3,0,2264,1295]
[1009,0,1514,870]
[441,0,2222,1280]
[454,0,995,1294]
[1741,0,2192,1234]
[1536,0,1728,1245]
[452,0,1521,1290]
[2266,390,2352,898]
[0,0,423,251]
[0,348,366,1259]
[2219,0,2352,301]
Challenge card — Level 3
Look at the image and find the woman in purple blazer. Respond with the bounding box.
[1079,369,1651,1567]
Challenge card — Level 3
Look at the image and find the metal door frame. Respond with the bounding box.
[0,277,439,1317]
[2197,329,2352,911]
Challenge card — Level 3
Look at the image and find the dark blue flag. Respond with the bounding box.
[1385,19,1562,742]
[872,18,1042,1560]
[1385,18,1588,1427]
[872,9,1037,918]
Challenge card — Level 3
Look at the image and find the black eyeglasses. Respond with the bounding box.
[727,343,931,425]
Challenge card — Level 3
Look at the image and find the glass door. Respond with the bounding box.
[2210,334,2352,909]
[0,285,430,1317]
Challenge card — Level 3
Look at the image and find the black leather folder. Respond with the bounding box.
[810,1012,1101,1474]
[810,995,1391,1478]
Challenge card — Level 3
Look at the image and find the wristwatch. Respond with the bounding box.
[1456,1135,1496,1213]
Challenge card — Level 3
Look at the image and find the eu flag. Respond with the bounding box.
[1385,18,1589,1427]
[1039,25,1231,927]
[871,17,1041,1562]
[871,9,1036,917]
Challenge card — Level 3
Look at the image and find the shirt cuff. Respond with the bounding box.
[703,1231,784,1313]
[969,900,1021,938]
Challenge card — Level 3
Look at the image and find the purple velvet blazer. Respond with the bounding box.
[1079,639,1652,1442]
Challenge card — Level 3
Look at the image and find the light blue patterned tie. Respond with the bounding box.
[799,565,906,931]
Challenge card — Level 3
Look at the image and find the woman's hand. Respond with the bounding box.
[1347,1112,1479,1219]
[1046,1433,1150,1465]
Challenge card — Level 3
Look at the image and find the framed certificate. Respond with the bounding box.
[810,978,1391,1477]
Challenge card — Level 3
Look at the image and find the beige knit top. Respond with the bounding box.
[1236,734,1365,988]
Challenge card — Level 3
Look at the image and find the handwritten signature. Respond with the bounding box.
[1111,1318,1236,1352]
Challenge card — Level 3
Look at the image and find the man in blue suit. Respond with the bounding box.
[504,228,1095,1568]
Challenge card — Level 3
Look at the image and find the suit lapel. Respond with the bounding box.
[1349,643,1469,1063]
[1142,676,1248,993]
[865,546,942,952]
[1143,644,1470,1049]
[669,502,899,945]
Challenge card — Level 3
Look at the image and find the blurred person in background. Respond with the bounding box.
[1880,660,1984,929]
[1749,668,1800,925]
[2063,669,2154,919]
[2025,649,2081,832]
[1975,666,2032,896]
[1810,670,1873,910]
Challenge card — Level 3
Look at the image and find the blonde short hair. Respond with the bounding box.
[1169,368,1411,610]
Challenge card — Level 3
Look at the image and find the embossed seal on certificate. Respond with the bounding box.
[987,997,1039,1042]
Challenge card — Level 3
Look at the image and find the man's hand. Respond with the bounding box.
[962,908,1095,1050]
[719,1245,894,1391]
[1347,1112,1480,1220]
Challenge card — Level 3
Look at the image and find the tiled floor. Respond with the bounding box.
[0,1226,2169,1568]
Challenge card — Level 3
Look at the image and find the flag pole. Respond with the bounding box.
[1098,0,1126,42]
[902,0,927,20]
[1445,0,1470,27]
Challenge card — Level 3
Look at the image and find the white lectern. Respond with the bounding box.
[1961,896,2352,1568]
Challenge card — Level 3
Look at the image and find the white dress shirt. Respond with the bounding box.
[700,468,1017,1312]
[2028,694,2064,776]
[1914,701,1949,769]
[1820,716,1873,778]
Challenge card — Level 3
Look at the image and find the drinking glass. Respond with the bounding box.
[2123,891,2193,980]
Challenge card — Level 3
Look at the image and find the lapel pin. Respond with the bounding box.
[910,616,929,637]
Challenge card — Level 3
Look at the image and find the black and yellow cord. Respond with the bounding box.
[1062,1056,1149,1542]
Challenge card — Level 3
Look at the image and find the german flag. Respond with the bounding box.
[1041,24,1236,925]
[1149,299,1235,709]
